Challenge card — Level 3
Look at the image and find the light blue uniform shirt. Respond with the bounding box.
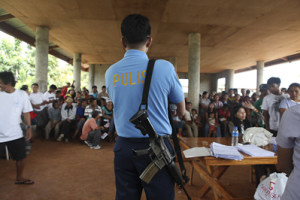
[105,50,184,138]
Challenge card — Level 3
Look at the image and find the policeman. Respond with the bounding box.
[105,14,185,200]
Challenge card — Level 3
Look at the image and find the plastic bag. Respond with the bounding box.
[254,172,288,200]
[243,127,273,146]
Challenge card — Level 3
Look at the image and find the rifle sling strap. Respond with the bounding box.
[140,59,189,184]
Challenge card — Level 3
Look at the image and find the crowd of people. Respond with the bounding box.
[20,82,115,150]
[171,77,300,139]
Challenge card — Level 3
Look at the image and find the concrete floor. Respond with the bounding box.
[0,138,257,200]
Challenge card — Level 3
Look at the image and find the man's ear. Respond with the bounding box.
[145,37,152,48]
[121,37,127,49]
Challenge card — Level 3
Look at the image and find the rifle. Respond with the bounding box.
[129,109,191,200]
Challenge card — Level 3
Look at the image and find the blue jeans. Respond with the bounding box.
[204,124,222,137]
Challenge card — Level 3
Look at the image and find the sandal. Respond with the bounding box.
[15,179,34,185]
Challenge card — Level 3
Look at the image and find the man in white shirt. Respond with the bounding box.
[262,77,289,136]
[44,84,57,108]
[29,83,48,127]
[0,72,34,185]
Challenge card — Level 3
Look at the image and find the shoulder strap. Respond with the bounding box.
[139,59,156,110]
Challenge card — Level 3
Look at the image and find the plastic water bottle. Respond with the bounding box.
[231,126,239,146]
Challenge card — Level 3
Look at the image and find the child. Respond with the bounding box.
[191,108,202,128]
[208,112,217,137]
[206,102,219,137]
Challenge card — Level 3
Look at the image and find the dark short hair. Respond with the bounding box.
[92,85,97,89]
[80,99,87,104]
[31,83,39,87]
[56,90,62,94]
[20,85,28,91]
[121,14,151,45]
[52,100,59,107]
[186,101,191,105]
[50,84,57,90]
[203,91,208,95]
[267,77,281,86]
[288,83,300,91]
[102,85,106,89]
[246,89,250,94]
[91,110,100,118]
[0,71,16,86]
[259,84,268,92]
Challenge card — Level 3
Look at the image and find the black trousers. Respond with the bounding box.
[61,120,76,139]
[114,136,175,200]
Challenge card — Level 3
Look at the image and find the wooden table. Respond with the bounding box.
[180,137,277,199]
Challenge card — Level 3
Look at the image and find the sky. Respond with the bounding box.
[1,31,300,93]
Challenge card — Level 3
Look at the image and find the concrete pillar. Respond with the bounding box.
[169,57,177,72]
[89,64,95,91]
[256,60,264,94]
[187,33,201,110]
[210,73,218,92]
[94,64,110,89]
[35,26,49,93]
[225,69,234,92]
[73,53,81,92]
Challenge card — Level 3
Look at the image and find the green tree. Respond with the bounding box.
[0,33,88,90]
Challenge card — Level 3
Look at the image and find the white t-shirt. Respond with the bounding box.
[0,90,33,143]
[261,93,288,131]
[44,91,56,108]
[184,110,192,121]
[29,92,46,111]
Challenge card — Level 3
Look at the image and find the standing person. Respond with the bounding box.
[97,85,109,100]
[213,94,223,111]
[279,83,300,116]
[240,88,246,102]
[44,84,57,108]
[105,14,185,200]
[277,104,300,200]
[252,84,269,127]
[29,83,48,127]
[0,72,34,185]
[262,77,288,136]
[89,85,98,99]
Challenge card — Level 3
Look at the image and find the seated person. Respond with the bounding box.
[102,98,114,140]
[191,108,202,129]
[84,98,102,119]
[183,102,198,137]
[170,104,184,137]
[57,97,77,142]
[80,111,103,150]
[45,100,61,139]
[73,99,87,139]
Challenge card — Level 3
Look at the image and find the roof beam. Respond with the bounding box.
[0,21,72,64]
[0,14,14,22]
[0,21,35,46]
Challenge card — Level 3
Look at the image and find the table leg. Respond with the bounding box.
[191,162,233,199]
[199,166,229,197]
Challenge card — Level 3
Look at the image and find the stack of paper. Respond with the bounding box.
[183,147,211,158]
[210,142,244,160]
[236,144,275,157]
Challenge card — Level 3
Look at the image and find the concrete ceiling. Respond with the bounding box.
[1,0,300,73]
